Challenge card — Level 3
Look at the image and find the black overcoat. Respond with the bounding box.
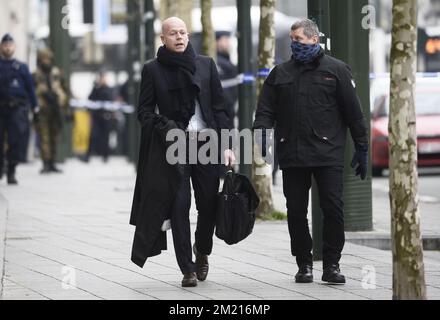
[130,114,181,268]
[137,55,231,131]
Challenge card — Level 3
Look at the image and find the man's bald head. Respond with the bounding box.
[162,17,187,34]
[160,17,189,53]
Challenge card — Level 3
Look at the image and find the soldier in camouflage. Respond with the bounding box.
[33,48,68,174]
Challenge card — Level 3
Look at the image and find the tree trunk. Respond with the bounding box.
[159,0,193,33]
[200,0,216,60]
[389,0,426,300]
[252,0,276,218]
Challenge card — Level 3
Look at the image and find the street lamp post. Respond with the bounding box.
[330,0,373,232]
[237,0,254,178]
[126,0,143,165]
[144,0,156,62]
[308,0,331,262]
[307,0,373,261]
[49,0,72,162]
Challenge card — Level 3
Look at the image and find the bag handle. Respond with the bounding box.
[223,166,235,194]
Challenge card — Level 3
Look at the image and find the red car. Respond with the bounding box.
[370,78,440,176]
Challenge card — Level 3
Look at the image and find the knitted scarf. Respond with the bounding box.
[157,42,200,129]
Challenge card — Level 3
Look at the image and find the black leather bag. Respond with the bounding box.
[215,169,260,245]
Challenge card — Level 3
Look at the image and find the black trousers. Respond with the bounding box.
[282,166,345,268]
[19,107,30,163]
[0,107,25,172]
[89,110,112,160]
[170,137,220,274]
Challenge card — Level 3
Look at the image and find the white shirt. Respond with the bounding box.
[186,99,208,132]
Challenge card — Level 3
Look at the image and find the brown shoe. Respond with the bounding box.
[193,244,209,281]
[181,272,197,287]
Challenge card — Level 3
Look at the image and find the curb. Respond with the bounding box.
[346,232,440,251]
[0,193,8,296]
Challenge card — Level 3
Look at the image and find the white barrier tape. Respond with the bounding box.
[70,99,135,113]
[370,72,440,79]
[221,72,257,89]
[223,72,440,89]
[221,74,245,89]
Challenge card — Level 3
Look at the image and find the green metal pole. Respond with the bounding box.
[329,0,373,231]
[144,0,156,61]
[126,0,143,165]
[308,0,331,261]
[308,0,331,52]
[237,0,254,179]
[49,0,72,162]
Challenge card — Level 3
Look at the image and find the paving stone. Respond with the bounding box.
[1,158,439,300]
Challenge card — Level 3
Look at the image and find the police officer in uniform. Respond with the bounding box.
[215,31,238,129]
[33,48,68,174]
[0,34,38,185]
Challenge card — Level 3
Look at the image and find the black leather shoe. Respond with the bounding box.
[49,162,63,173]
[295,264,313,283]
[193,244,209,281]
[322,264,346,284]
[7,173,18,185]
[181,272,197,287]
[40,162,51,174]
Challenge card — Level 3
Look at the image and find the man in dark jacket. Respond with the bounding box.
[215,31,238,129]
[216,31,238,178]
[87,72,115,162]
[131,17,235,288]
[253,19,369,284]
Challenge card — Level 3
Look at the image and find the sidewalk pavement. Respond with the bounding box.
[0,158,439,300]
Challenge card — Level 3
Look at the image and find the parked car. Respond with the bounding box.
[370,77,440,176]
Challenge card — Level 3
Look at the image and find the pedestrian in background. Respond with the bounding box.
[87,71,115,163]
[33,48,68,174]
[253,19,369,284]
[0,34,38,185]
[215,31,238,130]
[215,31,239,178]
[117,80,130,157]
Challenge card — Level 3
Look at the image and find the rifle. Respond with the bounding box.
[42,91,64,128]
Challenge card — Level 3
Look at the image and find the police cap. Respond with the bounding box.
[1,33,14,44]
[215,31,232,41]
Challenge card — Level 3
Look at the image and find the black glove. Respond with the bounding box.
[32,110,40,125]
[351,143,369,180]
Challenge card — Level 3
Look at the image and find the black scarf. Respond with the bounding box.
[157,42,199,129]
